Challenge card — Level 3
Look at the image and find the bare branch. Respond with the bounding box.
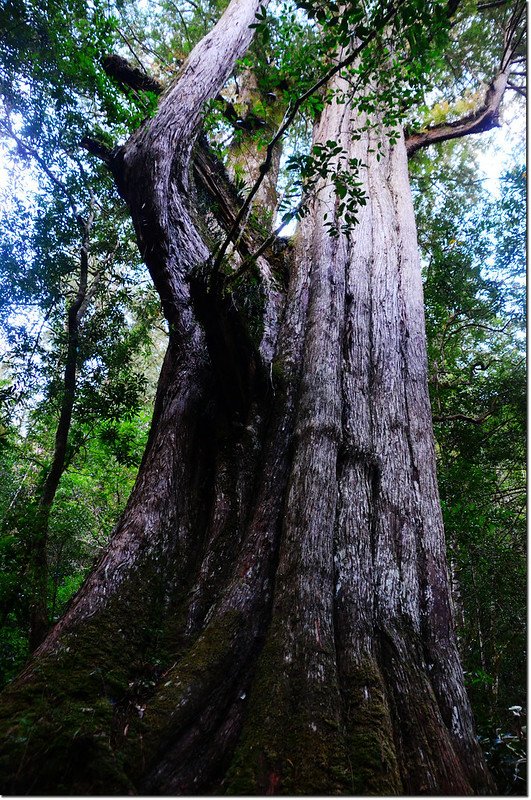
[447,0,462,17]
[82,122,258,262]
[81,57,164,169]
[432,412,492,424]
[477,0,511,10]
[507,80,526,97]
[446,320,511,338]
[80,136,114,165]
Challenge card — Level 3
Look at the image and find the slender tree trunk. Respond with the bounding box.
[28,212,93,650]
[0,2,494,794]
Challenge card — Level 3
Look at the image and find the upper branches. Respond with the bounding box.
[405,71,508,155]
[406,1,525,155]
[210,0,408,273]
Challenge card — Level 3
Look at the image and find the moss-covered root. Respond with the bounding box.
[0,626,134,795]
[224,630,361,796]
[337,659,403,796]
[122,609,249,792]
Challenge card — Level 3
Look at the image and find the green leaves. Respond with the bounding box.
[249,3,269,33]
[283,141,367,237]
[413,141,526,750]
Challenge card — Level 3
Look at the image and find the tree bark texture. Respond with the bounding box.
[0,3,494,795]
[226,68,285,220]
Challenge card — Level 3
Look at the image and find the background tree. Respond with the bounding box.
[0,0,162,662]
[0,0,525,794]
[412,149,526,792]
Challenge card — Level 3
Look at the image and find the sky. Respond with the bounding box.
[474,96,526,199]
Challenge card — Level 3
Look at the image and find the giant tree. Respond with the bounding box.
[0,0,525,794]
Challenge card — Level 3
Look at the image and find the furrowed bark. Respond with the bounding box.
[0,2,497,795]
[35,0,271,642]
[221,72,494,795]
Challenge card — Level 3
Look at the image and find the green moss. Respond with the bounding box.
[339,660,402,796]
[123,609,246,780]
[0,637,133,794]
[223,627,408,796]
[0,550,179,794]
[225,625,355,796]
[270,358,288,393]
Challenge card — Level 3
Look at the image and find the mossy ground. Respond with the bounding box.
[0,617,133,794]
[0,555,186,794]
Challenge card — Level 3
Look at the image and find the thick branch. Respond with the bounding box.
[405,73,508,155]
[80,136,114,165]
[447,0,461,17]
[139,0,272,155]
[406,1,525,155]
[105,0,273,328]
[102,52,262,133]
[101,54,163,94]
[81,129,258,262]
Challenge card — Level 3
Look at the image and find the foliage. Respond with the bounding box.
[0,0,166,672]
[412,142,526,792]
[479,707,526,795]
[283,142,367,236]
[0,406,154,686]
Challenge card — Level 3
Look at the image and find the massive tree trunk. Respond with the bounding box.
[0,1,494,794]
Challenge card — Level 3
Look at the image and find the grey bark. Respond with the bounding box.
[0,2,495,795]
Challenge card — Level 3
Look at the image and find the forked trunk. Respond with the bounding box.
[0,4,493,794]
